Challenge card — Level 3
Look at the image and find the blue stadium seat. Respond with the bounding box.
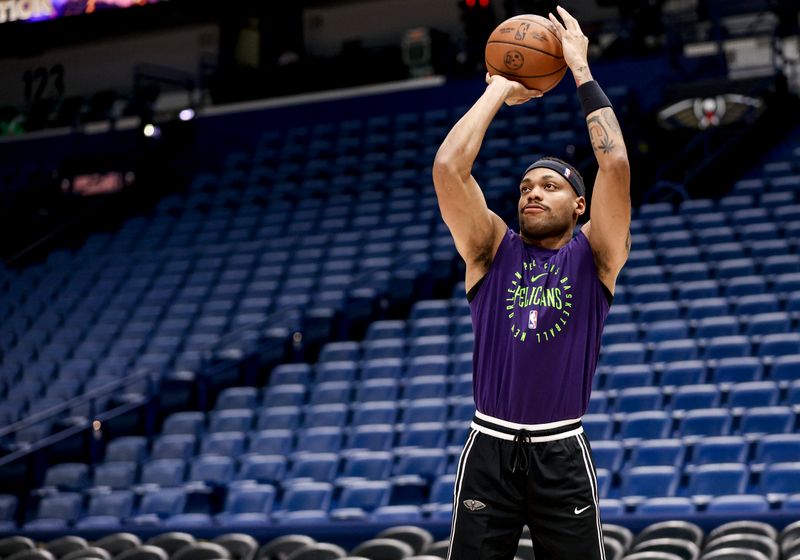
[754,434,800,465]
[739,406,794,436]
[256,406,301,431]
[620,466,679,498]
[627,266,665,285]
[404,375,448,400]
[318,341,360,362]
[393,448,448,480]
[583,414,614,441]
[76,490,135,529]
[209,409,253,433]
[620,411,672,441]
[330,481,392,520]
[725,276,766,298]
[663,247,702,266]
[286,453,339,483]
[187,456,235,486]
[361,358,404,380]
[760,462,800,494]
[637,497,694,515]
[308,381,352,406]
[678,408,732,438]
[652,339,699,362]
[771,355,800,382]
[237,455,286,485]
[670,385,720,411]
[262,385,306,408]
[131,488,187,525]
[363,339,405,361]
[402,398,449,424]
[712,357,764,383]
[152,435,196,461]
[630,284,672,305]
[215,387,258,410]
[294,427,344,455]
[407,356,450,378]
[366,321,406,340]
[692,436,748,465]
[302,404,348,429]
[351,401,398,427]
[678,280,720,300]
[275,481,333,518]
[630,439,686,468]
[398,423,448,448]
[687,463,749,496]
[105,436,149,463]
[410,317,451,338]
[269,364,312,386]
[316,361,358,383]
[735,294,780,315]
[602,344,646,367]
[661,361,706,386]
[428,474,456,506]
[606,365,654,390]
[346,424,396,452]
[356,379,400,402]
[728,381,780,408]
[638,302,681,323]
[215,483,276,526]
[42,463,90,492]
[339,451,394,481]
[614,387,662,413]
[762,254,800,275]
[410,300,450,320]
[747,312,791,336]
[409,335,451,357]
[644,320,689,343]
[606,305,633,325]
[590,441,624,472]
[759,333,800,357]
[706,494,769,514]
[201,432,246,458]
[93,462,137,491]
[24,492,83,529]
[670,263,712,282]
[249,429,294,456]
[686,298,729,320]
[140,459,186,487]
[705,336,751,360]
[696,316,739,338]
[588,391,608,413]
[602,324,639,345]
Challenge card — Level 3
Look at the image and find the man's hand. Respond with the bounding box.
[485,73,543,106]
[548,6,592,86]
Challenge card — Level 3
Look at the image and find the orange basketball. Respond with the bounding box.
[485,14,567,93]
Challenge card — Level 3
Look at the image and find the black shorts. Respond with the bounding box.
[447,412,606,560]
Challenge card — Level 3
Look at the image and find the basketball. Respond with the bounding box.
[485,14,568,93]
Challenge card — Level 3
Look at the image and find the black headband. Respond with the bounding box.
[523,159,585,197]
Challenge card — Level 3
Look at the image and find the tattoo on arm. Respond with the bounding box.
[587,115,615,155]
[603,110,622,136]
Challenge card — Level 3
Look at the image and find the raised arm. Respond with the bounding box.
[550,6,631,292]
[433,75,541,291]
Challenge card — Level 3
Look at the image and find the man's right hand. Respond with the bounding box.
[485,73,543,106]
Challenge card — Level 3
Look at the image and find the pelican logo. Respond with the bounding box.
[504,50,524,71]
[463,499,486,512]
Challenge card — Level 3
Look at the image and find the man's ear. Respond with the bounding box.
[575,196,587,217]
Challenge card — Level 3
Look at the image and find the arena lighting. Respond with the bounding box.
[178,108,195,121]
[142,123,161,138]
[465,0,476,6]
[479,0,489,6]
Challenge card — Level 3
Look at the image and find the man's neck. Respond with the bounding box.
[519,228,574,250]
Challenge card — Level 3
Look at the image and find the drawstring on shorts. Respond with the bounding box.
[511,428,532,474]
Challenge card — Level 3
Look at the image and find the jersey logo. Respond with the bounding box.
[574,505,591,514]
[463,499,486,512]
[528,310,538,329]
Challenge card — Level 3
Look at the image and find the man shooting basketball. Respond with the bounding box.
[433,6,630,559]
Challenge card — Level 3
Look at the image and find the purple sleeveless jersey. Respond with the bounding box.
[468,228,612,424]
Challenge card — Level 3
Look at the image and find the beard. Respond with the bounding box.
[518,211,573,240]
